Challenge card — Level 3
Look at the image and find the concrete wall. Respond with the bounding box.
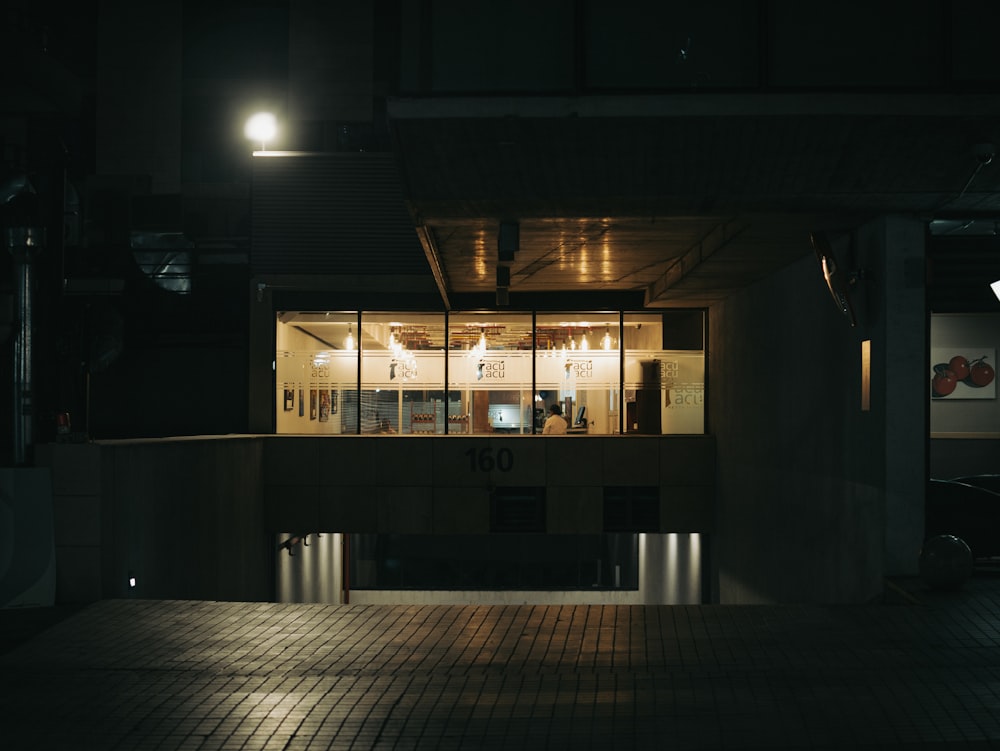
[403,3,971,94]
[0,468,57,608]
[708,217,924,603]
[260,434,715,535]
[40,437,270,603]
[39,434,714,604]
[102,437,269,601]
[97,0,182,192]
[879,218,930,575]
[36,444,103,604]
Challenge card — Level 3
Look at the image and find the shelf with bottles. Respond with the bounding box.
[447,414,469,433]
[410,413,437,433]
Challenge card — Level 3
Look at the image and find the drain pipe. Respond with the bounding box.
[7,226,45,465]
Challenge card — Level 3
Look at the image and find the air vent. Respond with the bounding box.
[130,231,193,294]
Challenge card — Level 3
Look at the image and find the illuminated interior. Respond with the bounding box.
[275,310,705,435]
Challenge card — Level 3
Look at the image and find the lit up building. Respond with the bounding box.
[2,2,999,609]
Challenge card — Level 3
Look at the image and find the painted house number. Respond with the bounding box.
[464,447,514,472]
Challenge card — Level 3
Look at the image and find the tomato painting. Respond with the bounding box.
[969,358,995,388]
[931,352,996,399]
[947,355,970,381]
[932,369,958,397]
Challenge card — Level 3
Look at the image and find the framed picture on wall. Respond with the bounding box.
[298,388,304,417]
[283,387,294,411]
[310,388,318,419]
[319,390,330,422]
[330,389,338,414]
[930,348,996,400]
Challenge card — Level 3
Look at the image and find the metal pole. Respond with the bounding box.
[6,227,45,465]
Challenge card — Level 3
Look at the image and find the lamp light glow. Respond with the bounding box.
[345,324,355,351]
[245,112,277,151]
[992,279,1000,303]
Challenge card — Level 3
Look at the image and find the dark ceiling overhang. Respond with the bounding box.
[387,93,1000,310]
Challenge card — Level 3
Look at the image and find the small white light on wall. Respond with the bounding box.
[991,279,1000,303]
[245,112,277,151]
[128,572,136,588]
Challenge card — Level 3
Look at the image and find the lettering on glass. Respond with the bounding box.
[564,359,593,380]
[390,360,418,381]
[476,360,506,380]
[668,384,704,407]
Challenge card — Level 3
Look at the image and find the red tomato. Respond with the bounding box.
[932,370,958,397]
[947,355,970,381]
[970,360,995,387]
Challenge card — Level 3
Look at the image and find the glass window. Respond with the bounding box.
[359,312,446,434]
[275,309,706,436]
[535,313,622,435]
[622,312,705,434]
[275,311,359,434]
[448,313,534,434]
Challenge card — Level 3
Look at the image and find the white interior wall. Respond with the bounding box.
[275,323,348,435]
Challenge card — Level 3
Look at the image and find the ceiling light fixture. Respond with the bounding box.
[345,324,355,351]
[601,327,613,350]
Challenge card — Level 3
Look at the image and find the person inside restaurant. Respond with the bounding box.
[542,403,568,434]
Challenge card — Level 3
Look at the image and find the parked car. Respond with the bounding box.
[926,478,1000,560]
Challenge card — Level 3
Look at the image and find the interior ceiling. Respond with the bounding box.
[386,96,1000,311]
[283,311,636,351]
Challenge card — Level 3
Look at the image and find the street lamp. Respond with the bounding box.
[244,112,277,152]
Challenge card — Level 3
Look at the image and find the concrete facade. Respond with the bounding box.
[35,435,714,604]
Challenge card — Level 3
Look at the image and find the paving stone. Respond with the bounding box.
[3,577,1000,748]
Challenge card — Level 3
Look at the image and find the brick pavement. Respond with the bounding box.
[3,576,1000,749]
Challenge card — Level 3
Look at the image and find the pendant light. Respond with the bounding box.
[601,327,613,350]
